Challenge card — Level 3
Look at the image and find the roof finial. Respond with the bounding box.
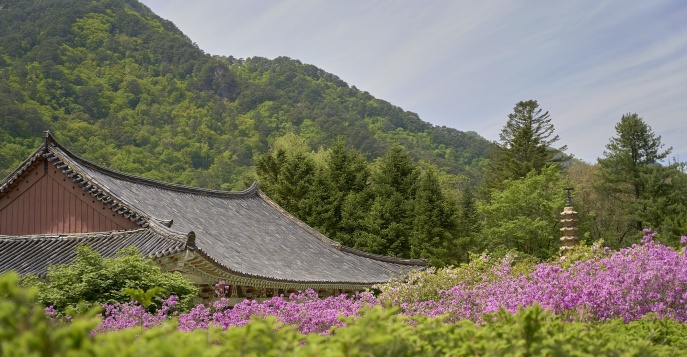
[43,130,52,148]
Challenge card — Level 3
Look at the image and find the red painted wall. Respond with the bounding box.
[0,161,138,235]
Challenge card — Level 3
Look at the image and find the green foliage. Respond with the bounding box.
[255,135,465,265]
[553,239,613,269]
[314,138,370,243]
[566,160,634,248]
[355,145,419,257]
[123,287,165,309]
[255,134,317,219]
[451,185,481,263]
[88,307,687,356]
[479,165,565,260]
[0,272,101,357]
[24,245,198,312]
[411,167,457,265]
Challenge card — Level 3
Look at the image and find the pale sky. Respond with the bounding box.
[141,0,687,164]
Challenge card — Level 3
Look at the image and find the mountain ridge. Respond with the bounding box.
[0,0,493,188]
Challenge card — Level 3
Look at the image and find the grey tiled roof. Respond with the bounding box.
[0,229,186,276]
[1,134,424,285]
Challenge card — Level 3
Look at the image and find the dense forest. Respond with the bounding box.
[1,0,686,267]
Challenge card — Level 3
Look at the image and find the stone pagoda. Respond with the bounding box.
[559,185,580,249]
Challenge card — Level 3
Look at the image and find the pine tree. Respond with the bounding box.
[489,100,566,186]
[372,144,419,200]
[596,113,674,234]
[278,153,316,219]
[299,165,338,236]
[255,133,316,220]
[410,167,457,266]
[256,149,315,219]
[322,139,370,244]
[452,185,480,263]
[326,139,369,194]
[356,145,419,257]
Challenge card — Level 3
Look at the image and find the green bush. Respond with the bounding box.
[0,271,100,356]
[375,250,537,304]
[552,239,613,269]
[22,245,198,313]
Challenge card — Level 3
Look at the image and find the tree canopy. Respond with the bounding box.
[479,165,565,260]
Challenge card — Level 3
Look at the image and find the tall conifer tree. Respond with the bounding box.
[489,100,566,187]
[255,133,316,220]
[318,139,370,244]
[356,145,418,257]
[411,167,457,266]
[596,113,673,233]
[452,185,480,263]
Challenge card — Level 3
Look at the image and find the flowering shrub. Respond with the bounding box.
[7,231,687,356]
[401,229,687,323]
[77,229,687,336]
[9,279,687,357]
[94,296,179,334]
[180,289,377,334]
[94,285,376,335]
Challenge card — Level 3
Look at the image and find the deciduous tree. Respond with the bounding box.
[479,165,564,260]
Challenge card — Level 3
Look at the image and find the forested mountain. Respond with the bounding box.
[0,0,492,189]
[5,0,683,266]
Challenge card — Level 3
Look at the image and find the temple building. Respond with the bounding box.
[0,132,424,303]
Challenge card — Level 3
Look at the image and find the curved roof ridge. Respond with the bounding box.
[46,133,258,198]
[145,218,193,243]
[0,146,45,193]
[256,190,426,267]
[338,246,426,266]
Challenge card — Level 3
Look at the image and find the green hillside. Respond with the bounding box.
[0,0,492,189]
